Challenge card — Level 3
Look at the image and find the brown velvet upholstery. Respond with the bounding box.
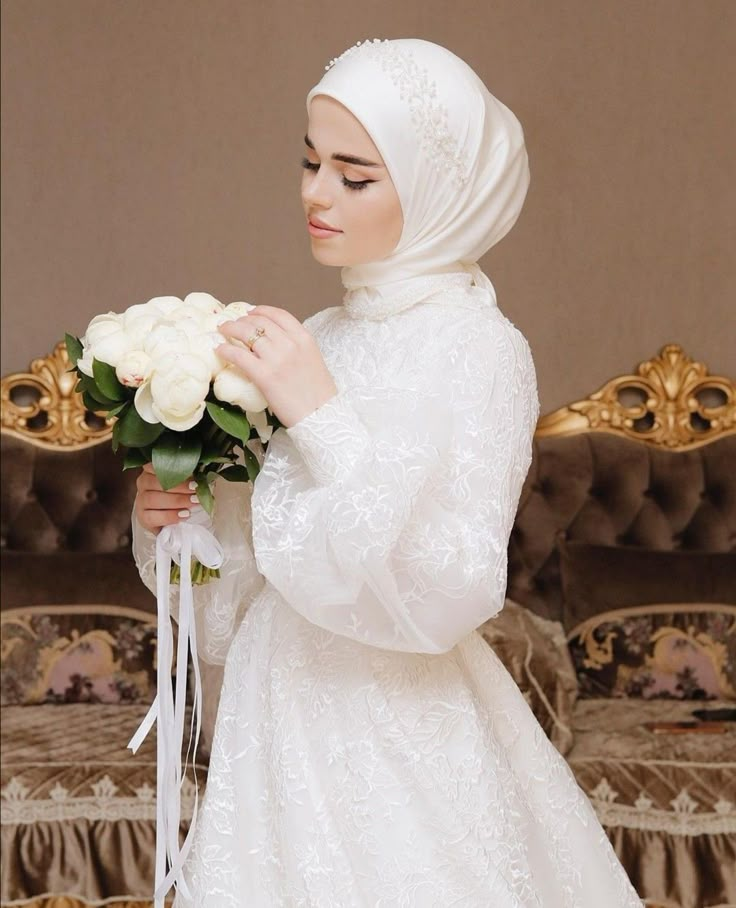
[507,432,736,622]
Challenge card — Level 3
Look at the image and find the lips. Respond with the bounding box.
[308,216,341,232]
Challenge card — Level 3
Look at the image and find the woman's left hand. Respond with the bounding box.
[215,305,338,429]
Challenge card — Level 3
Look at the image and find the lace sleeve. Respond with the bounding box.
[130,446,267,664]
[250,319,539,654]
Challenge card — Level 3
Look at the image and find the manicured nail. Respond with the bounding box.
[188,481,197,491]
[189,494,199,503]
[178,509,190,518]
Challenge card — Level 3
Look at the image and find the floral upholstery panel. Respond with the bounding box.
[1,606,162,707]
[567,603,736,700]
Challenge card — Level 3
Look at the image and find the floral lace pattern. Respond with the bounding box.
[131,297,643,906]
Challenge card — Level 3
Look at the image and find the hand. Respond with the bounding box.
[215,305,338,429]
[134,463,200,535]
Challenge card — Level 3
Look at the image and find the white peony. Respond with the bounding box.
[213,365,268,412]
[115,350,152,388]
[182,291,225,316]
[135,350,211,431]
[216,301,257,324]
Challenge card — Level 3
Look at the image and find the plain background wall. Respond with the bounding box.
[2,0,734,414]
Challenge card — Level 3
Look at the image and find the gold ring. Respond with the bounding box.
[245,326,266,351]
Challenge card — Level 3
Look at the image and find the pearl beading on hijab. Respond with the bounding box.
[324,38,471,189]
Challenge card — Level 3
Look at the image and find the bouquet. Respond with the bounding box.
[66,291,281,905]
[65,291,282,584]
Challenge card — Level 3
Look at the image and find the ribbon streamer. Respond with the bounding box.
[127,508,224,907]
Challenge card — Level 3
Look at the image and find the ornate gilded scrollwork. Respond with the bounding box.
[536,343,736,450]
[0,340,113,450]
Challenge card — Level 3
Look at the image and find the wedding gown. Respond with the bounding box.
[131,279,644,907]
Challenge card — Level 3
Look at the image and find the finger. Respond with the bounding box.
[218,313,288,346]
[141,490,199,511]
[247,305,304,334]
[145,508,194,531]
[214,342,269,383]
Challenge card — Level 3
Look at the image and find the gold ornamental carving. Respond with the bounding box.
[536,344,735,450]
[0,340,113,450]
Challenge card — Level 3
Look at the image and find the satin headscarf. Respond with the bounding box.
[306,37,530,310]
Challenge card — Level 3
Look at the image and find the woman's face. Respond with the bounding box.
[301,95,404,267]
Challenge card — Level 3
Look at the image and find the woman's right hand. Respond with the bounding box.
[134,462,201,535]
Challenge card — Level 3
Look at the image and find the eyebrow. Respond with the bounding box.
[304,134,381,168]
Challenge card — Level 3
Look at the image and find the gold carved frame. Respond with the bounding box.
[536,343,735,451]
[1,340,734,453]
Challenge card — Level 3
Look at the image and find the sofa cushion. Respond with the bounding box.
[0,550,157,614]
[567,602,736,700]
[1,606,160,706]
[477,598,579,755]
[558,540,736,631]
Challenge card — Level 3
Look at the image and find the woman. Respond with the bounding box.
[132,37,644,908]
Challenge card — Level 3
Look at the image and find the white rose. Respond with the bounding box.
[135,350,211,431]
[115,350,152,388]
[213,365,268,412]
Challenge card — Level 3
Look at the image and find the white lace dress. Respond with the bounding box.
[131,284,644,907]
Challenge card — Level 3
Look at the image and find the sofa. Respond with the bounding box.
[1,340,734,908]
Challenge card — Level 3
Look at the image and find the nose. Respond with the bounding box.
[301,168,332,210]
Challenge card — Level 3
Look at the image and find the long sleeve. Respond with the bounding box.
[250,314,540,655]
[131,444,267,664]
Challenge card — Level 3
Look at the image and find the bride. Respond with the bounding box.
[132,37,644,908]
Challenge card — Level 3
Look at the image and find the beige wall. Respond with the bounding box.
[2,0,733,414]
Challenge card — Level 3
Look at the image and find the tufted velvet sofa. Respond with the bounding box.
[1,341,734,908]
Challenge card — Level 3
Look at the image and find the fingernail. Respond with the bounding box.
[188,481,197,491]
[189,494,199,502]
[178,509,190,518]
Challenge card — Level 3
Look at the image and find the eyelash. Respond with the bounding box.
[300,157,373,191]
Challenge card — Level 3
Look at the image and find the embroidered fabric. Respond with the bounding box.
[130,297,644,906]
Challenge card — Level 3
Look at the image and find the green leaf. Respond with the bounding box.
[218,464,250,483]
[92,358,126,402]
[152,433,203,491]
[111,417,121,453]
[77,373,119,408]
[82,390,107,414]
[116,405,165,447]
[123,448,149,470]
[205,401,251,445]
[241,444,261,482]
[195,476,215,516]
[107,400,129,418]
[64,333,84,368]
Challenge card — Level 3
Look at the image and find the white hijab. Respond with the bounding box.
[306,37,530,319]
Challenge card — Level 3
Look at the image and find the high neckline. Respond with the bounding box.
[341,270,496,321]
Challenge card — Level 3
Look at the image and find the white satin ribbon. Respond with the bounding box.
[127,508,224,907]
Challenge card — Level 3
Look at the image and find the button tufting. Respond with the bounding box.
[27,490,37,501]
[118,534,130,547]
[85,489,98,502]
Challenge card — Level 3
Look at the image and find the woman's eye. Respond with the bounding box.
[299,157,372,191]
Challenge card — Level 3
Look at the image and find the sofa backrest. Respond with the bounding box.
[1,341,155,615]
[506,343,736,624]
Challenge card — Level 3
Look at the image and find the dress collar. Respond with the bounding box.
[341,269,495,321]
